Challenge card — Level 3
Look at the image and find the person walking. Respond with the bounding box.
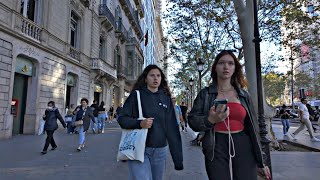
[115,103,123,121]
[180,101,188,132]
[41,101,66,154]
[66,104,75,134]
[97,101,106,133]
[290,98,320,141]
[90,100,99,133]
[74,98,96,151]
[108,106,114,123]
[118,64,183,180]
[172,97,184,131]
[279,104,290,136]
[188,50,270,180]
[306,103,317,132]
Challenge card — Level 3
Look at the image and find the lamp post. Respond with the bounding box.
[289,56,294,109]
[196,58,205,91]
[189,78,194,109]
[253,0,272,176]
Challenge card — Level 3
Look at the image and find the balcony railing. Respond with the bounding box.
[92,58,117,79]
[119,0,143,39]
[69,46,81,60]
[18,14,42,41]
[115,20,128,41]
[133,0,144,17]
[98,4,115,29]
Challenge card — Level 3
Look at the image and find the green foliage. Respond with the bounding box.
[263,72,287,105]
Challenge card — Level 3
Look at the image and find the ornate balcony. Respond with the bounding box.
[92,58,117,79]
[15,13,42,41]
[98,4,115,31]
[69,46,81,60]
[133,0,144,18]
[119,0,143,39]
[115,20,128,42]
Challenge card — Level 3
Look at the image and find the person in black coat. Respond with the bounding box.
[41,101,66,154]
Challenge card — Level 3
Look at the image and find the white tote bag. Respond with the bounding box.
[117,90,148,162]
[38,119,45,135]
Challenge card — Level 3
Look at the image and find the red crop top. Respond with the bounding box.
[214,102,247,132]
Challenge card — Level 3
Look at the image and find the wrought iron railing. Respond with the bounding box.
[98,4,115,27]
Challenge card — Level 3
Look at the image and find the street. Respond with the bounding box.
[1,120,320,180]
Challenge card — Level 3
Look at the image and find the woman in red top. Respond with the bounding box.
[188,50,271,180]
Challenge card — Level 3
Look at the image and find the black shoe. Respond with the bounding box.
[51,146,57,150]
[41,151,47,154]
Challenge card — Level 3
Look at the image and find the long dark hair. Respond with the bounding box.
[132,65,171,97]
[210,50,248,88]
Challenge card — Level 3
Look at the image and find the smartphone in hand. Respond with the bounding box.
[214,99,228,112]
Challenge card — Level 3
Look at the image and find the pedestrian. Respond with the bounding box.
[90,100,99,133]
[172,97,185,131]
[73,98,96,151]
[289,99,320,141]
[279,104,290,136]
[115,103,123,121]
[41,101,66,154]
[66,104,75,134]
[180,101,188,132]
[118,64,183,180]
[306,103,317,132]
[97,101,106,133]
[108,106,114,123]
[188,50,271,180]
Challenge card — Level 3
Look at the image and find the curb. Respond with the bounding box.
[280,139,320,152]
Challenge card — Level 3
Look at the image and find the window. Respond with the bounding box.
[99,38,106,60]
[127,51,134,76]
[20,0,39,22]
[70,12,80,48]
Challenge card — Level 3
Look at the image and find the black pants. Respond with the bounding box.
[43,130,57,151]
[205,131,257,180]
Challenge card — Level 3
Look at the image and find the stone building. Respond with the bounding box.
[0,0,146,139]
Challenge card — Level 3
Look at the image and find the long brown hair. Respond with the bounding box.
[132,65,172,96]
[211,50,248,88]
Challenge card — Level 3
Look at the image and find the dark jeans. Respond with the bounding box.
[43,130,57,151]
[67,122,75,133]
[205,131,257,180]
[281,119,290,134]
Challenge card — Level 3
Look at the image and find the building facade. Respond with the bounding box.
[0,0,146,139]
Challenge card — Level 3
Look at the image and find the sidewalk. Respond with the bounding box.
[272,122,320,151]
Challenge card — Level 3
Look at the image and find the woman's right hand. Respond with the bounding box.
[140,118,154,129]
[207,105,229,124]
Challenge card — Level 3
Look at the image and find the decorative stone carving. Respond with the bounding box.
[19,45,40,57]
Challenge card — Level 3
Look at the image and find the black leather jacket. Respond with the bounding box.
[188,84,265,168]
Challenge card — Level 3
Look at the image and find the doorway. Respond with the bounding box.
[12,73,29,135]
[66,73,77,109]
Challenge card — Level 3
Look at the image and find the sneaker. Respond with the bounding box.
[77,146,82,151]
[51,146,57,150]
[101,129,104,133]
[81,143,85,148]
[92,128,96,134]
[311,137,320,142]
[41,151,47,154]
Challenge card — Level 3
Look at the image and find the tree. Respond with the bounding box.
[263,72,287,105]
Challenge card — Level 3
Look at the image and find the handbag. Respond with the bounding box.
[73,108,87,126]
[117,90,148,162]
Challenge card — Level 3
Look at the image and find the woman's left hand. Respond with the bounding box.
[258,166,271,180]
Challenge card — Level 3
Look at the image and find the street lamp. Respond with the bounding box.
[253,0,272,177]
[196,58,205,91]
[289,56,294,110]
[189,78,194,108]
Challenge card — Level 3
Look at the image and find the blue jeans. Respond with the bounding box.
[281,119,290,134]
[128,146,168,180]
[90,117,97,132]
[97,113,106,130]
[78,125,86,145]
